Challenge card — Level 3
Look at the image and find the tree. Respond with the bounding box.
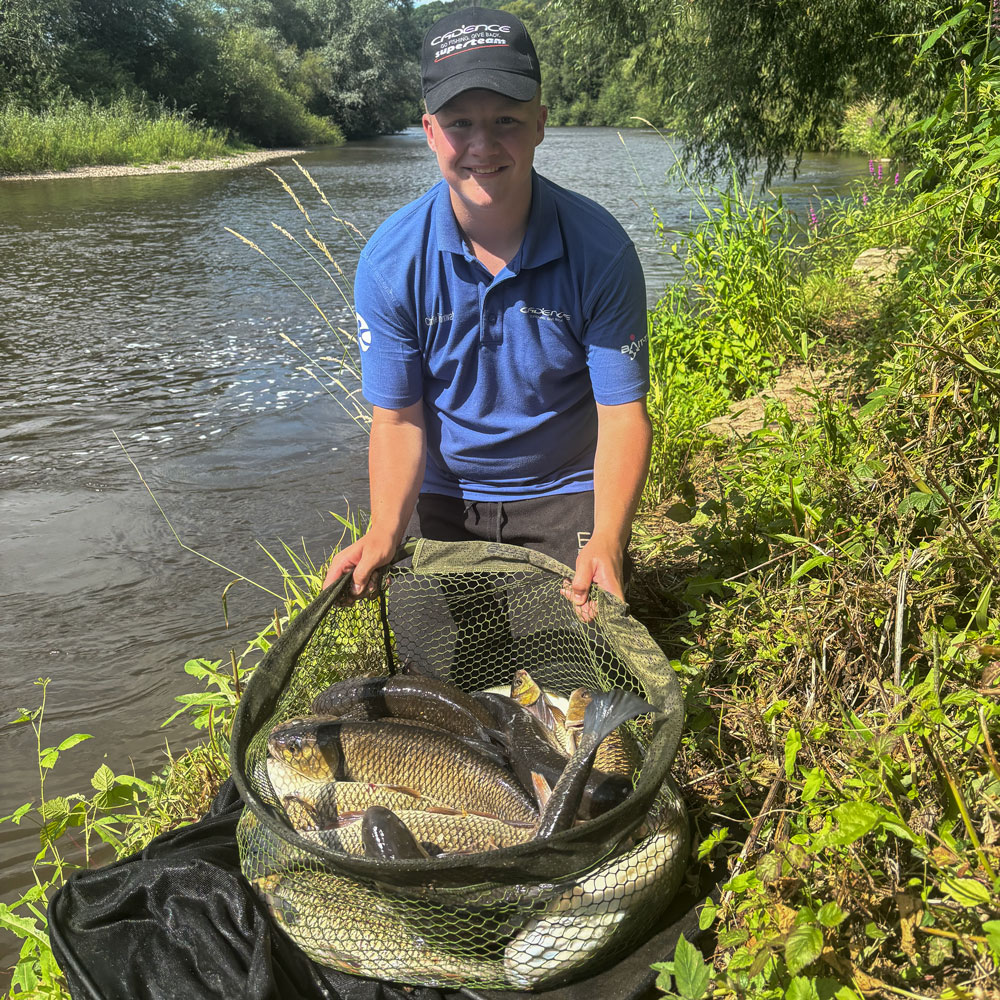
[313,0,420,136]
[0,0,73,103]
[555,0,958,180]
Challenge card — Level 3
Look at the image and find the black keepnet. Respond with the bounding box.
[48,781,711,1000]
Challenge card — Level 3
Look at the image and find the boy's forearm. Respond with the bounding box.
[367,402,427,549]
[592,399,652,550]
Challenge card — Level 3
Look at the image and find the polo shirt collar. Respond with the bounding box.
[432,171,565,271]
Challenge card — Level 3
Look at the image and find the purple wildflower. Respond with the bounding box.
[877,162,883,181]
[869,159,875,175]
[895,172,899,186]
[863,194,869,205]
[809,204,818,229]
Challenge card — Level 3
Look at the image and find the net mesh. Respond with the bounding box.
[232,539,687,991]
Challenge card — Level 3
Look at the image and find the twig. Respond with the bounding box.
[718,771,784,918]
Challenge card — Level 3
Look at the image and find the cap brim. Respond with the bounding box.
[424,69,538,115]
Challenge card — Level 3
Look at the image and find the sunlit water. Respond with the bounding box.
[0,127,867,970]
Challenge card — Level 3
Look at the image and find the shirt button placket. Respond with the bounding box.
[481,290,503,346]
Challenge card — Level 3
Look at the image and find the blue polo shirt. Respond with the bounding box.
[354,170,649,501]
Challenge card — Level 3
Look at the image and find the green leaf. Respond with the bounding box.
[802,767,825,802]
[698,896,718,931]
[772,532,809,546]
[897,491,934,517]
[652,963,675,994]
[785,976,820,1000]
[784,728,802,779]
[91,764,116,793]
[672,933,711,1000]
[917,8,969,56]
[784,922,823,976]
[0,802,34,825]
[940,876,990,907]
[38,797,69,823]
[697,827,729,861]
[789,555,833,584]
[56,733,93,752]
[0,904,50,951]
[828,801,885,845]
[857,395,888,418]
[834,988,862,1000]
[816,902,847,928]
[927,933,953,966]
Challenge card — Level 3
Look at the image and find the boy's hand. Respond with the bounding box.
[323,529,398,598]
[563,536,624,622]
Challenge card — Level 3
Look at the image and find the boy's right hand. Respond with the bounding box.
[323,529,399,598]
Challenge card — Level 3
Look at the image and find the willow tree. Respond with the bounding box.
[556,0,958,180]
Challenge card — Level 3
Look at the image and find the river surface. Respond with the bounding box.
[0,126,866,973]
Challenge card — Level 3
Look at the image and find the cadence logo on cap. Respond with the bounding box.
[432,23,511,61]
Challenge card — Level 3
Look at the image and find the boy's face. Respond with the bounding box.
[422,89,547,217]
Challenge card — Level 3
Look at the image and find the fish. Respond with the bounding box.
[474,691,633,819]
[267,716,537,822]
[566,688,643,778]
[310,674,498,742]
[510,669,575,753]
[504,779,689,986]
[534,689,653,838]
[298,805,537,856]
[361,805,431,860]
[254,870,531,988]
[266,762,462,829]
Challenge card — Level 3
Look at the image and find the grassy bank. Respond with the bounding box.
[0,99,255,175]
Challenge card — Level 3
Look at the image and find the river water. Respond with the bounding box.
[0,126,866,970]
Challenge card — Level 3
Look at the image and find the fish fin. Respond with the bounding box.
[531,771,553,808]
[583,689,653,743]
[383,784,423,798]
[424,804,463,816]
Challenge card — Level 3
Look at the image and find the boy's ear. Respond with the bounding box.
[422,112,436,151]
[535,104,547,145]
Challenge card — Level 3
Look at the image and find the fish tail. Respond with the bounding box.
[582,690,653,744]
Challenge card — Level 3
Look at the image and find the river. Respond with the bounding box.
[0,126,866,973]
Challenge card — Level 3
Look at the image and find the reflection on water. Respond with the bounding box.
[0,127,867,955]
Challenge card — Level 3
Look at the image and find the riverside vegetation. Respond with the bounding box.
[0,99,255,175]
[2,5,999,997]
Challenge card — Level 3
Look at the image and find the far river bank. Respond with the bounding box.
[0,147,308,183]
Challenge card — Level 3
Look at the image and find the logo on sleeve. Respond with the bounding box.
[621,333,648,359]
[357,314,371,352]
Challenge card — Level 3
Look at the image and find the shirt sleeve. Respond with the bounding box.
[355,252,424,409]
[581,241,650,405]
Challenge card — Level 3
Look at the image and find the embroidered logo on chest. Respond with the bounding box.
[520,305,572,322]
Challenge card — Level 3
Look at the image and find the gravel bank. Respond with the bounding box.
[1,148,309,182]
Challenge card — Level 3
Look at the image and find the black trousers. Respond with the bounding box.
[393,491,632,683]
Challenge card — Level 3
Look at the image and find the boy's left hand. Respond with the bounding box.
[564,537,624,622]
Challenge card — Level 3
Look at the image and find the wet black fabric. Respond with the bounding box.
[49,780,714,1000]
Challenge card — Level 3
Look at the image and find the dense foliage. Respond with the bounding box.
[554,0,979,179]
[0,0,419,146]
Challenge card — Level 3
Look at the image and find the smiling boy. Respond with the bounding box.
[325,7,651,616]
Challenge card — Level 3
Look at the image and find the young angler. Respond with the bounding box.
[325,7,651,618]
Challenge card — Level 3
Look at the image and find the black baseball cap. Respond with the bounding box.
[421,7,541,115]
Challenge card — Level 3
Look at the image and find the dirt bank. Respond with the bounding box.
[1,148,308,182]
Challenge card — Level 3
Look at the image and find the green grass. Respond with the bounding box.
[0,98,249,174]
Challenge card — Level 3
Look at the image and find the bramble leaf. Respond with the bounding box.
[784,923,823,975]
[673,933,711,1000]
